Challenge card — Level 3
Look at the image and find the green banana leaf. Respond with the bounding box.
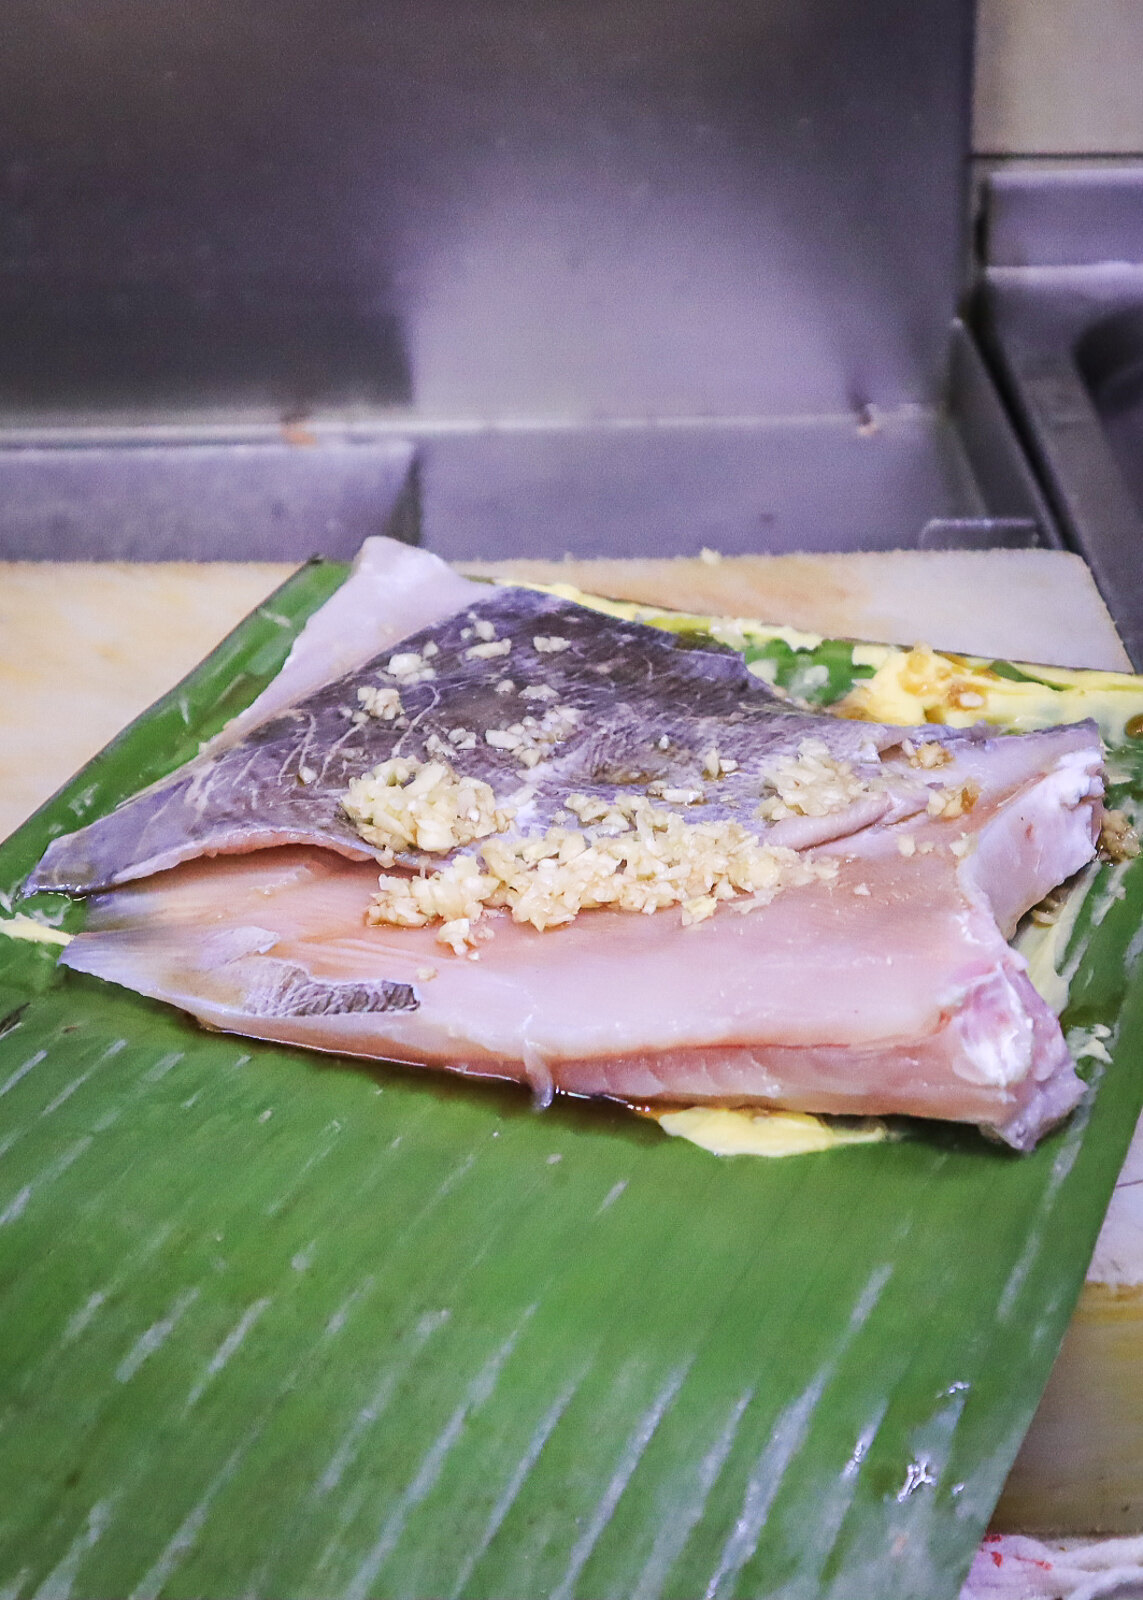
[1,557,1141,1600]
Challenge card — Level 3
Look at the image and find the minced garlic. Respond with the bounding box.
[903,739,952,769]
[466,638,512,660]
[701,746,738,779]
[756,738,870,821]
[565,792,621,826]
[343,758,515,861]
[366,793,837,949]
[440,918,474,954]
[371,855,499,928]
[652,786,705,805]
[356,685,404,721]
[533,635,571,653]
[481,705,582,769]
[926,779,980,821]
[1100,807,1141,863]
[385,650,437,684]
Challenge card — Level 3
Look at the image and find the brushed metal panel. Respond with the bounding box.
[1,0,971,422]
[980,168,1143,663]
[986,165,1143,267]
[0,438,415,561]
[415,410,1021,560]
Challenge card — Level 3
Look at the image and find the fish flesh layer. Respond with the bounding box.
[29,539,1105,1149]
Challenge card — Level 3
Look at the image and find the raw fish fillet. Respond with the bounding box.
[59,711,1094,1148]
[28,540,1106,1149]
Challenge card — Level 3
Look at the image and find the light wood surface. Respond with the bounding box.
[0,562,293,841]
[462,549,1132,671]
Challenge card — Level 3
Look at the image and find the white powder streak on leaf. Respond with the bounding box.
[40,1039,125,1118]
[447,1372,589,1600]
[550,1360,694,1600]
[0,1050,47,1098]
[312,1309,451,1498]
[703,1262,893,1599]
[630,1387,755,1600]
[115,1287,201,1383]
[57,1224,176,1352]
[596,1180,628,1214]
[0,1137,92,1227]
[342,1311,535,1600]
[30,1498,117,1600]
[184,1297,273,1411]
[129,1441,252,1600]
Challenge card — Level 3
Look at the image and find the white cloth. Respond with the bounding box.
[962,1534,1143,1599]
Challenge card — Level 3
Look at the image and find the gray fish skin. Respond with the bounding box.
[25,585,1039,895]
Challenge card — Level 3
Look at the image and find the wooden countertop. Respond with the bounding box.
[0,562,293,841]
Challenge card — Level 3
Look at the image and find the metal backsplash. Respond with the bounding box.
[980,165,1143,664]
[4,0,1054,562]
[2,0,972,427]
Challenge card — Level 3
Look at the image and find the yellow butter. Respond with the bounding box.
[839,643,1143,739]
[0,914,72,948]
[655,1106,890,1158]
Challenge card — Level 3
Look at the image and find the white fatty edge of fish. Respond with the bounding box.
[0,901,865,1159]
[2,916,866,1166]
[0,915,868,1162]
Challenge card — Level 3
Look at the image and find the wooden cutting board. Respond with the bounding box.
[460,549,1133,673]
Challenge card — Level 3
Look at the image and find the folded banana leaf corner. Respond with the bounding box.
[0,557,1141,1600]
